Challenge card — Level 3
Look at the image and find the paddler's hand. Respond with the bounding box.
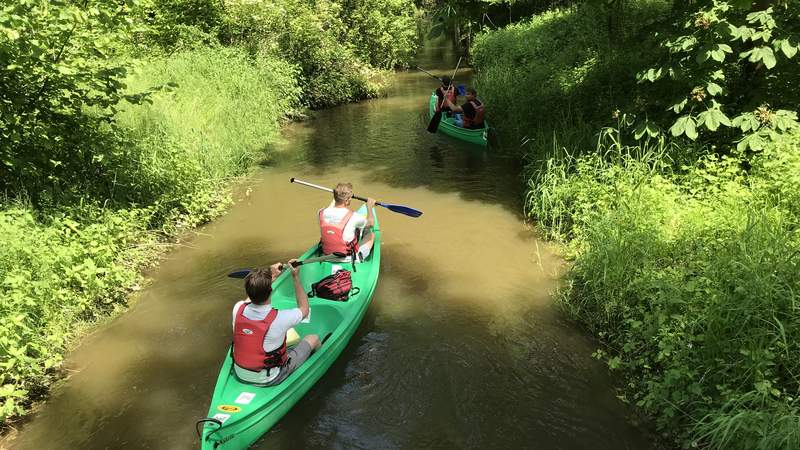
[287,259,301,276]
[366,197,376,209]
[269,263,283,279]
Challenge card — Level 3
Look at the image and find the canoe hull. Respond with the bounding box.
[428,93,489,147]
[200,206,380,449]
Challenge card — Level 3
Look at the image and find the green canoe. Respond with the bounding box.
[198,205,380,449]
[428,92,489,147]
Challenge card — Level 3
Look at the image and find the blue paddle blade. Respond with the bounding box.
[380,203,423,217]
[228,269,252,279]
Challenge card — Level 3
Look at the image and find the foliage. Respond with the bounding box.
[0,205,156,422]
[471,1,670,150]
[0,46,300,425]
[0,0,140,200]
[526,131,800,449]
[138,0,420,108]
[115,47,300,227]
[635,1,800,149]
[132,0,224,52]
[339,0,420,69]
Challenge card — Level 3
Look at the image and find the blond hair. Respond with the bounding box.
[333,182,353,204]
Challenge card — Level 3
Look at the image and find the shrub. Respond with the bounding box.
[526,131,800,449]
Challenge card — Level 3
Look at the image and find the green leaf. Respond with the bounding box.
[711,49,725,62]
[670,98,688,114]
[761,47,777,69]
[634,123,647,140]
[707,82,723,96]
[697,108,730,132]
[732,113,760,132]
[781,39,797,58]
[670,117,686,137]
[685,117,698,140]
[670,115,697,139]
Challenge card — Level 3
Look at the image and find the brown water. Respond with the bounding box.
[2,45,656,449]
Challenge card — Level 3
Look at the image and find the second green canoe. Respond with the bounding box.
[428,92,489,147]
[198,205,381,449]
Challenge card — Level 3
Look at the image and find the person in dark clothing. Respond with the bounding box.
[444,87,485,129]
[434,75,457,113]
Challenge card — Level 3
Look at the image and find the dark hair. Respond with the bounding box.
[441,75,451,86]
[244,268,273,304]
[467,87,477,95]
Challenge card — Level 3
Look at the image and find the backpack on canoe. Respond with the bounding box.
[307,270,359,301]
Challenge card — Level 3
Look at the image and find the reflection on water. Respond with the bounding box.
[2,43,656,450]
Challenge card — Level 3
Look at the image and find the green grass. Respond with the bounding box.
[0,47,300,425]
[525,131,800,449]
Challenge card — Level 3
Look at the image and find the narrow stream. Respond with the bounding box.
[2,45,655,449]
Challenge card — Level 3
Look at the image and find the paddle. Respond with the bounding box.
[427,56,462,134]
[416,66,442,82]
[290,178,423,218]
[228,253,347,279]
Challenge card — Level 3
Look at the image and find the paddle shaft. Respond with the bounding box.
[290,178,422,218]
[227,253,347,279]
[416,66,442,82]
[290,178,379,206]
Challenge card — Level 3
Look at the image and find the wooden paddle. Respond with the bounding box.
[228,253,347,279]
[427,56,462,134]
[290,178,423,218]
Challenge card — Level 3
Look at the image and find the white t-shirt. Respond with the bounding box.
[318,206,367,243]
[231,300,303,383]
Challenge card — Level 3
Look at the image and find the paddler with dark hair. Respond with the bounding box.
[231,263,320,385]
[444,87,486,129]
[434,75,457,114]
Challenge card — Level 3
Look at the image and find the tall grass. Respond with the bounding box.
[471,0,670,153]
[0,47,300,425]
[526,131,800,449]
[114,47,300,229]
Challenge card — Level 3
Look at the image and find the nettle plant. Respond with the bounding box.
[635,1,799,151]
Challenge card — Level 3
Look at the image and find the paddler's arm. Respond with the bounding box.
[445,98,463,113]
[365,197,376,228]
[287,259,310,319]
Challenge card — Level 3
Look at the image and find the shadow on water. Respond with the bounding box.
[2,40,659,450]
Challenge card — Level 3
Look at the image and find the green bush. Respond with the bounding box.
[0,47,301,425]
[0,205,156,422]
[115,47,300,228]
[221,0,373,107]
[471,1,670,151]
[526,131,800,449]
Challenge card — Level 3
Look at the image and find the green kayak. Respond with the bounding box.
[428,92,489,147]
[198,205,380,449]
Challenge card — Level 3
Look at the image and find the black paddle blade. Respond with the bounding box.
[228,269,252,279]
[427,111,442,133]
[380,203,423,217]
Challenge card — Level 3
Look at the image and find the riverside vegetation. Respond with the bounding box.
[470,0,800,448]
[0,0,418,426]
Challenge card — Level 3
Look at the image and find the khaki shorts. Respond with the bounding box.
[263,340,313,386]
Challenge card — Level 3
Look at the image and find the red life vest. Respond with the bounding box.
[463,100,485,129]
[435,86,457,112]
[232,302,287,372]
[319,209,359,255]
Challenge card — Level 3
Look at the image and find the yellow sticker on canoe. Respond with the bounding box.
[218,405,242,413]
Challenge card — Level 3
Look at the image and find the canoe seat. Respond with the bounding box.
[286,327,301,347]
